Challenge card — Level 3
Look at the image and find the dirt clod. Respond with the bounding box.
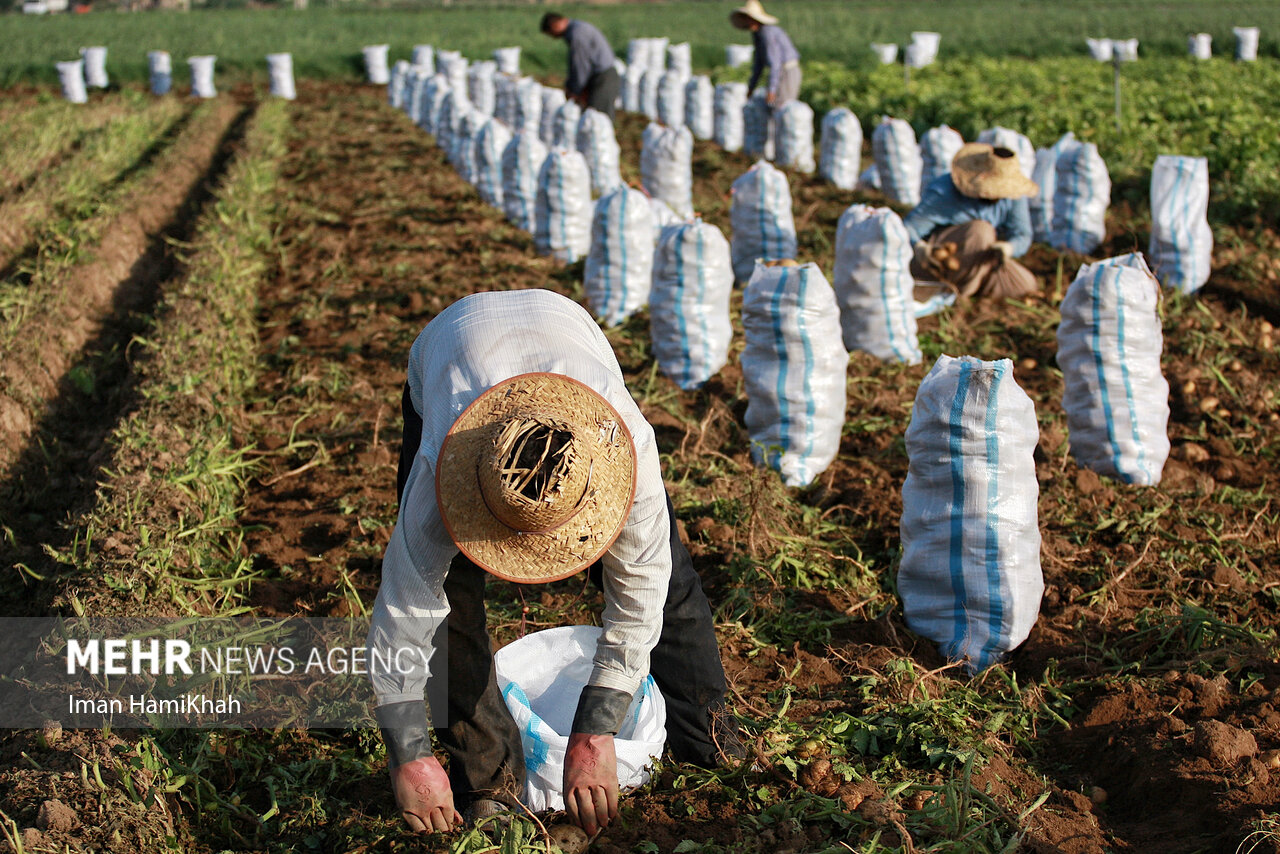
[1194,720,1258,766]
[36,799,76,831]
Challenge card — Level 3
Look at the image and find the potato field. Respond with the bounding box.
[1,3,1279,853]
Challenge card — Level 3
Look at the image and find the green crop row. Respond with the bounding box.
[3,0,1280,87]
[792,56,1280,223]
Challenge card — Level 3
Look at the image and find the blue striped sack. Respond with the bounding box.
[899,355,1044,674]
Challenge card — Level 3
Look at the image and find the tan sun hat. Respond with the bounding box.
[950,143,1039,200]
[730,0,778,29]
[435,372,637,584]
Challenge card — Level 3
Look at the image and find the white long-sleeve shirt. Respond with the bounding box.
[368,289,671,709]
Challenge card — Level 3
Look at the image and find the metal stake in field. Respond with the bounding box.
[1113,53,1122,135]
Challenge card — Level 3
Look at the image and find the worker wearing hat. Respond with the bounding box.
[367,290,738,836]
[731,0,801,108]
[903,143,1040,299]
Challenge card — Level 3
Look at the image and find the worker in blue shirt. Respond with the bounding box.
[541,12,621,120]
[904,143,1040,299]
[731,0,800,108]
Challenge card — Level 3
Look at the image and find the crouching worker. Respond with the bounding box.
[367,289,740,836]
[903,143,1040,299]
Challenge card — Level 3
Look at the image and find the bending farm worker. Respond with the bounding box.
[541,12,621,120]
[367,289,741,836]
[731,0,801,108]
[903,143,1040,299]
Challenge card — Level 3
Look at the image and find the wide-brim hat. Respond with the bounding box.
[730,0,778,28]
[950,142,1039,200]
[436,373,637,584]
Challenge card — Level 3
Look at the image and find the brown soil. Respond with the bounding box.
[0,98,248,476]
[2,82,1278,852]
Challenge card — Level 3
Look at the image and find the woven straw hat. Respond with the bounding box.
[950,143,1039,200]
[731,0,778,29]
[436,373,637,584]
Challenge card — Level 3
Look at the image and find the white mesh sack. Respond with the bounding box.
[474,118,512,209]
[435,89,462,154]
[552,99,582,151]
[494,73,518,127]
[725,44,754,68]
[441,54,468,96]
[435,49,462,74]
[56,60,87,105]
[514,77,543,135]
[1148,155,1212,293]
[362,44,390,85]
[666,42,692,80]
[648,196,682,243]
[623,65,645,114]
[1188,33,1212,60]
[493,46,521,75]
[495,625,665,813]
[819,108,862,190]
[831,204,922,364]
[266,52,296,101]
[870,43,899,64]
[389,61,410,109]
[420,74,450,135]
[743,92,775,161]
[730,160,797,283]
[713,82,748,153]
[1029,133,1075,244]
[412,44,435,71]
[650,220,734,390]
[404,67,427,124]
[501,131,548,232]
[920,125,964,185]
[776,101,816,174]
[642,37,669,74]
[1086,38,1113,61]
[657,71,686,129]
[639,68,661,120]
[899,354,1043,675]
[685,76,714,141]
[535,148,593,263]
[576,109,623,196]
[452,107,485,185]
[908,31,941,67]
[977,127,1036,181]
[640,123,694,219]
[80,46,108,89]
[1235,27,1260,62]
[467,61,497,117]
[584,185,655,327]
[1050,138,1111,254]
[1114,39,1140,62]
[1056,253,1170,486]
[188,55,217,99]
[540,87,566,146]
[148,51,172,97]
[741,262,849,487]
[872,118,923,207]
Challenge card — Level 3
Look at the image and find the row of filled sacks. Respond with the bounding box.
[56,50,295,102]
[398,69,626,202]
[367,43,521,87]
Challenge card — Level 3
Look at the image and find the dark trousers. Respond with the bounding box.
[584,67,620,121]
[396,384,728,805]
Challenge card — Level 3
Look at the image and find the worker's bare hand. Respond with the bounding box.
[563,732,618,836]
[391,755,463,832]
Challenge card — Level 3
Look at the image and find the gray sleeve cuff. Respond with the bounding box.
[374,701,432,768]
[571,685,633,736]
